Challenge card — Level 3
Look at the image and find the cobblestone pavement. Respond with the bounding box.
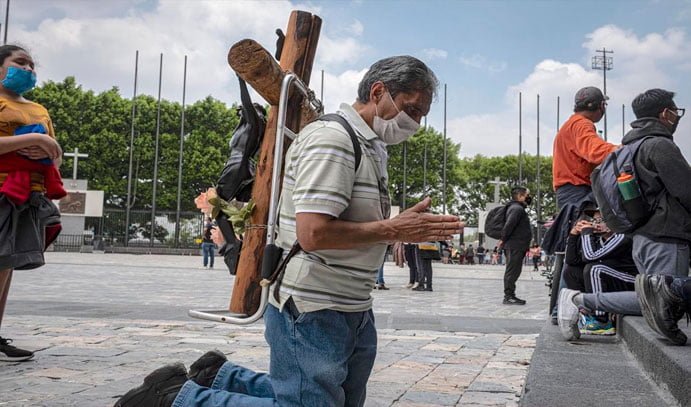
[0,253,551,406]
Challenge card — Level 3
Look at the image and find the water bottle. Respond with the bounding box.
[616,165,641,201]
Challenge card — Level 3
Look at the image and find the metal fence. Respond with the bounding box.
[80,209,205,249]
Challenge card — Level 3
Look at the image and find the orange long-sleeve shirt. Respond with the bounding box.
[552,113,617,190]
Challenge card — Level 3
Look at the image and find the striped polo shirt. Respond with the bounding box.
[270,103,389,313]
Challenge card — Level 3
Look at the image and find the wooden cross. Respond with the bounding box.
[488,176,507,203]
[227,11,322,315]
[63,147,89,180]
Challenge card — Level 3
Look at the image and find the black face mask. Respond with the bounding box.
[524,196,533,206]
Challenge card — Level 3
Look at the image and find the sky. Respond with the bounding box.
[13,0,691,160]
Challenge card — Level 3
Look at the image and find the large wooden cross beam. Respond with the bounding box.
[227,11,322,315]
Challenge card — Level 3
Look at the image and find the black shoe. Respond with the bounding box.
[636,274,687,346]
[424,287,433,292]
[0,337,34,362]
[503,296,526,305]
[115,362,187,407]
[412,285,426,291]
[188,350,227,388]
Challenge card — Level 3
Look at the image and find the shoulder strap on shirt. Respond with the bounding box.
[319,113,362,170]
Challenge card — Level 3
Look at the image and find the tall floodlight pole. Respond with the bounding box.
[174,55,188,247]
[591,48,613,141]
[151,53,163,246]
[442,83,447,214]
[402,141,407,210]
[519,92,523,184]
[3,0,9,45]
[536,94,542,244]
[125,50,139,246]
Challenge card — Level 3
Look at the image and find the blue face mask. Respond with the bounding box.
[2,66,37,95]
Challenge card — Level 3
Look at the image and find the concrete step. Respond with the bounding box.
[521,320,675,406]
[619,316,691,407]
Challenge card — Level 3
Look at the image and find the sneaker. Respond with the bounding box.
[404,283,414,289]
[114,362,187,407]
[0,337,34,362]
[635,274,687,346]
[412,285,426,291]
[379,284,390,290]
[557,289,581,341]
[188,350,227,388]
[580,315,616,335]
[503,296,526,305]
[411,282,419,289]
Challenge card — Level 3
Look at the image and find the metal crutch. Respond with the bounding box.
[188,73,323,324]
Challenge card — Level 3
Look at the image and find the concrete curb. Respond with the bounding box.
[619,316,691,407]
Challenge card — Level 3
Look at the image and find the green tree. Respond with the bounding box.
[456,154,555,225]
[387,126,464,213]
[30,78,241,211]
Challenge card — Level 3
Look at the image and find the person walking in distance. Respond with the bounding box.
[500,187,533,305]
[200,217,216,269]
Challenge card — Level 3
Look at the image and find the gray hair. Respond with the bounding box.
[356,56,439,103]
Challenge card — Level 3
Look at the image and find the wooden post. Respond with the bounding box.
[229,11,322,315]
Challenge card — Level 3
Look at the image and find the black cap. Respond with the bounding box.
[574,86,608,110]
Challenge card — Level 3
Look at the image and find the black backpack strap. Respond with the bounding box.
[319,113,362,170]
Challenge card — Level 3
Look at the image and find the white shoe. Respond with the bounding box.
[404,283,414,288]
[411,282,419,289]
[558,288,581,341]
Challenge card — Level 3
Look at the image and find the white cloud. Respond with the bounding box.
[348,20,364,36]
[458,53,506,73]
[422,48,448,61]
[447,26,691,160]
[17,0,368,110]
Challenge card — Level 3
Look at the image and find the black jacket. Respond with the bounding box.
[622,118,691,244]
[502,201,531,250]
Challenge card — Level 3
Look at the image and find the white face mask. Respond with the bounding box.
[373,91,420,145]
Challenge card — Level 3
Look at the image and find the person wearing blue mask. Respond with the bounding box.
[0,44,65,363]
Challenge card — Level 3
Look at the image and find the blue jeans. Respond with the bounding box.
[375,264,385,285]
[201,242,215,268]
[173,303,377,407]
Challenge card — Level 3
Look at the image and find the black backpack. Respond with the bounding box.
[484,204,509,239]
[591,137,654,233]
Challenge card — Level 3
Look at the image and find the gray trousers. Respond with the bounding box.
[582,234,690,315]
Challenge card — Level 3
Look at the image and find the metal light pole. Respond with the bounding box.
[519,92,523,183]
[174,55,187,247]
[402,141,407,210]
[151,53,163,246]
[423,143,428,194]
[622,104,625,139]
[591,48,613,141]
[442,83,447,214]
[3,0,9,45]
[536,94,541,244]
[125,50,139,246]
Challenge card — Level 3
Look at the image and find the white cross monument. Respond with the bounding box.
[63,147,89,181]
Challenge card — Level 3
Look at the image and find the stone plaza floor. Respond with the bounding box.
[0,253,551,406]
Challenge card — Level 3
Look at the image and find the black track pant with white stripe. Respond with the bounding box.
[584,264,637,316]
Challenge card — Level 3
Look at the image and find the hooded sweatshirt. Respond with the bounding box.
[621,118,691,243]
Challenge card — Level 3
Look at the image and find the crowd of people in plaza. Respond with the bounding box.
[0,39,688,407]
